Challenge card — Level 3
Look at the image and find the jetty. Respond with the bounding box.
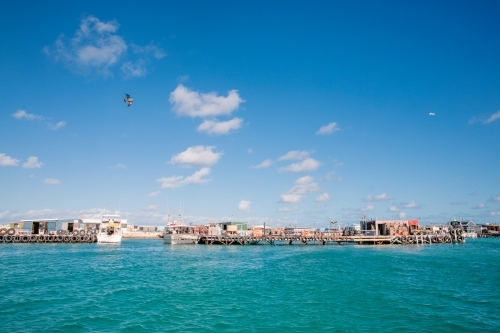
[193,218,467,246]
[0,231,97,244]
[198,230,465,246]
[1,217,490,245]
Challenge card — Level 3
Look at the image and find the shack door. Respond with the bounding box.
[379,224,387,236]
[32,222,40,234]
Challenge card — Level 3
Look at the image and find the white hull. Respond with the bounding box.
[97,214,123,243]
[164,234,198,245]
[97,234,122,243]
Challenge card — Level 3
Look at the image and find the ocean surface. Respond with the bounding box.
[1,238,499,332]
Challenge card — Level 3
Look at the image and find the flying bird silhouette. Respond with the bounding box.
[124,94,133,107]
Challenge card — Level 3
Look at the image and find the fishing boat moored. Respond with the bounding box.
[163,220,198,245]
[97,215,123,243]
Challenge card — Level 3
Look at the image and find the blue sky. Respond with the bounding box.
[1,0,499,227]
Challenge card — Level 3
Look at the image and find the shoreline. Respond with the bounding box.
[123,233,163,239]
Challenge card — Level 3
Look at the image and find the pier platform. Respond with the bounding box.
[198,233,464,245]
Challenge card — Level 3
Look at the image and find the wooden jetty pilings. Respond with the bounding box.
[199,231,465,246]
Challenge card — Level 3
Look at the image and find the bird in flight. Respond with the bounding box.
[124,94,133,107]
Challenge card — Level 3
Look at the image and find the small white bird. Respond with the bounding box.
[429,112,435,116]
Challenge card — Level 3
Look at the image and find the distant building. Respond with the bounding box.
[447,220,481,233]
[479,223,500,235]
[9,217,128,235]
[221,221,248,235]
[360,219,419,236]
[284,227,317,236]
[137,226,160,232]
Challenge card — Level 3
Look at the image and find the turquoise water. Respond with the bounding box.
[1,239,499,332]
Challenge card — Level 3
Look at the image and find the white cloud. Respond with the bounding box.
[361,205,374,212]
[238,200,251,211]
[491,211,500,216]
[278,150,310,161]
[324,172,343,182]
[247,148,253,154]
[365,193,391,202]
[388,206,399,212]
[130,43,166,59]
[280,194,303,203]
[110,164,126,169]
[121,59,147,78]
[169,84,244,118]
[315,193,330,202]
[157,175,183,188]
[0,153,20,167]
[77,208,122,219]
[471,203,486,209]
[0,210,10,220]
[45,15,127,77]
[468,117,481,125]
[170,146,222,167]
[177,74,190,83]
[485,110,500,124]
[253,159,273,169]
[44,16,164,78]
[142,205,157,211]
[12,110,43,121]
[157,167,211,188]
[279,158,321,173]
[316,122,340,135]
[280,176,320,203]
[398,212,407,219]
[44,178,61,185]
[147,191,160,197]
[469,111,500,125]
[278,206,298,212]
[48,121,67,130]
[10,209,59,220]
[324,172,335,181]
[22,156,43,169]
[493,195,500,202]
[404,201,420,209]
[450,201,467,205]
[12,110,66,130]
[197,117,243,135]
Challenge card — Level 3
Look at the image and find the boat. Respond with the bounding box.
[97,215,122,243]
[163,220,198,244]
[464,231,478,238]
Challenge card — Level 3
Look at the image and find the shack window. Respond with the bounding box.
[48,222,56,231]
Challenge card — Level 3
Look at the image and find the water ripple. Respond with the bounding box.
[1,238,499,332]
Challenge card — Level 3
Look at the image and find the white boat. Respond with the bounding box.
[464,231,478,238]
[97,215,123,243]
[163,220,198,244]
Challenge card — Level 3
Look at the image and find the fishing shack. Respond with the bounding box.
[360,219,419,236]
[16,219,80,234]
[14,218,124,235]
[221,221,249,236]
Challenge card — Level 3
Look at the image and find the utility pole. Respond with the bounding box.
[264,222,266,245]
